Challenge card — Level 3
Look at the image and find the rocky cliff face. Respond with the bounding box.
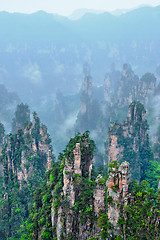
[94,174,106,216]
[107,161,129,234]
[51,139,95,240]
[117,64,139,107]
[108,101,148,182]
[27,116,159,239]
[12,103,30,134]
[0,113,53,238]
[50,140,130,239]
[48,124,130,239]
[108,129,123,164]
[0,84,20,132]
[75,64,101,132]
[104,64,139,109]
[104,64,158,126]
[138,73,156,101]
[1,112,52,187]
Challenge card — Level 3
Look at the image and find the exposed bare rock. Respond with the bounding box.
[2,113,52,188]
[73,143,81,175]
[56,207,63,240]
[94,174,105,216]
[108,128,124,164]
[107,161,129,230]
[52,141,94,239]
[47,149,52,170]
[108,101,148,182]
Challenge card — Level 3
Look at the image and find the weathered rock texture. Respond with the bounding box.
[0,113,53,238]
[107,161,129,230]
[51,141,130,239]
[108,101,148,182]
[51,141,99,240]
[47,149,52,170]
[2,113,52,187]
[103,64,158,129]
[108,129,123,164]
[73,143,82,175]
[94,174,106,216]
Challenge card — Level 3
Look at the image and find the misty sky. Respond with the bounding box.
[0,0,160,16]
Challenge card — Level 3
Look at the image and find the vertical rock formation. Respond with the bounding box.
[0,123,5,175]
[103,65,157,131]
[53,141,129,239]
[104,63,120,102]
[54,89,66,123]
[107,161,129,232]
[108,101,148,182]
[73,143,81,175]
[0,113,52,238]
[108,123,124,164]
[104,74,112,102]
[138,72,156,105]
[94,175,106,216]
[60,144,82,238]
[52,143,82,239]
[2,113,52,186]
[75,63,101,132]
[81,63,92,115]
[62,143,82,207]
[117,64,139,107]
[12,103,30,134]
[47,149,52,170]
[51,136,95,240]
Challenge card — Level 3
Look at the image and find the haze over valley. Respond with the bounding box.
[0,4,160,239]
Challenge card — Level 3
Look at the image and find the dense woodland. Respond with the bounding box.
[0,91,160,239]
[0,5,160,240]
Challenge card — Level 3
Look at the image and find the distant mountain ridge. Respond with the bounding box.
[0,5,160,42]
[0,5,160,143]
[69,8,105,20]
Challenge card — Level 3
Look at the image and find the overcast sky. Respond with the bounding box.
[0,0,160,16]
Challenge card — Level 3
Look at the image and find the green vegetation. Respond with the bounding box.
[119,181,160,239]
[12,103,30,134]
[108,102,160,187]
[98,181,160,240]
[0,101,160,239]
[20,131,96,239]
[0,114,51,239]
[0,122,5,146]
